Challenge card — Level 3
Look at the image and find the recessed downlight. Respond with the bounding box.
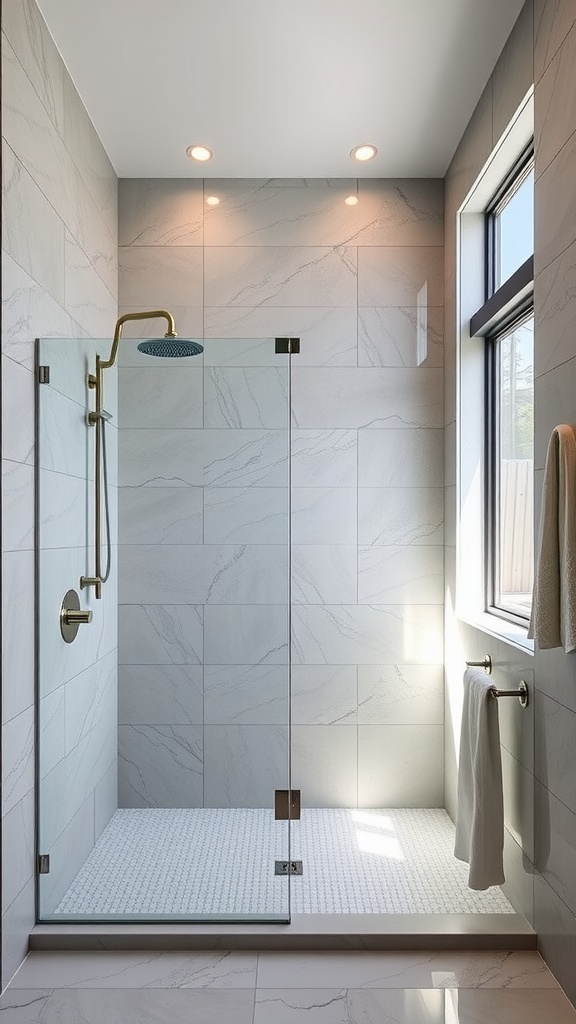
[351,144,377,162]
[186,144,213,162]
[345,195,359,206]
[206,196,220,206]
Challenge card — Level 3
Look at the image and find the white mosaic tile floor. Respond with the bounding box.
[53,808,514,918]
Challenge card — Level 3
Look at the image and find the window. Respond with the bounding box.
[470,146,534,625]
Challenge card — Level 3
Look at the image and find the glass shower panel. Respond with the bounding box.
[37,336,291,922]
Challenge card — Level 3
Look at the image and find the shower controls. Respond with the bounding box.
[60,589,93,643]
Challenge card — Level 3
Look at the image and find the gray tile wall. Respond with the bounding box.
[1,0,117,986]
[117,176,445,810]
[445,0,576,1004]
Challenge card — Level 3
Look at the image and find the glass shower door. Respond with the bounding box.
[37,334,292,922]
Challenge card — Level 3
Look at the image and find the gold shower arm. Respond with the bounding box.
[100,310,177,370]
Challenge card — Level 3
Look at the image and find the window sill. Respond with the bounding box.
[457,608,534,656]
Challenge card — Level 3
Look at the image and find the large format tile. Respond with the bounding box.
[203,430,289,487]
[358,725,444,806]
[2,550,35,722]
[291,489,357,546]
[204,367,289,428]
[118,366,203,428]
[2,791,35,911]
[255,950,557,989]
[535,18,576,176]
[204,665,288,725]
[118,604,203,665]
[2,707,34,816]
[2,0,65,132]
[1,878,35,992]
[119,246,203,308]
[358,488,444,546]
[535,0,576,81]
[291,726,357,807]
[118,725,203,808]
[358,429,443,488]
[2,460,34,552]
[355,179,444,247]
[119,485,203,545]
[292,605,443,665]
[534,127,576,274]
[62,73,117,239]
[292,367,443,430]
[357,665,444,725]
[204,605,289,665]
[358,545,444,604]
[492,0,534,147]
[11,950,257,988]
[535,779,576,917]
[203,488,288,545]
[291,430,357,488]
[2,357,35,466]
[358,246,443,307]
[119,429,203,487]
[64,229,116,338]
[204,246,357,307]
[0,988,256,1023]
[203,725,288,807]
[41,796,96,917]
[535,238,576,377]
[119,665,203,725]
[253,988,444,1024]
[1,251,78,371]
[534,690,576,814]
[535,870,576,1006]
[119,178,204,246]
[291,666,357,725]
[358,306,443,368]
[204,307,358,366]
[292,545,357,604]
[64,651,117,754]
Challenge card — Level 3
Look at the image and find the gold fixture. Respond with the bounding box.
[60,589,93,643]
[81,310,178,598]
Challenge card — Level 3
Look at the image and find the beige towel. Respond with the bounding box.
[528,424,576,652]
[454,668,504,890]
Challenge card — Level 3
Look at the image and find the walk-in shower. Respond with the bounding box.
[36,326,518,926]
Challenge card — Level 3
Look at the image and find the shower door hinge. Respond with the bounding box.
[38,365,50,384]
[38,854,50,874]
[275,789,301,820]
[275,337,300,354]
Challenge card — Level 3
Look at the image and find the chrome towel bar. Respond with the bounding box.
[466,655,492,674]
[465,655,529,708]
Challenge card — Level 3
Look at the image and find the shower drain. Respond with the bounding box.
[274,860,303,876]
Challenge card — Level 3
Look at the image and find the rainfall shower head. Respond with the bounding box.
[137,338,204,357]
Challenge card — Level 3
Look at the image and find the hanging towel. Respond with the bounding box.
[454,667,504,890]
[528,424,576,653]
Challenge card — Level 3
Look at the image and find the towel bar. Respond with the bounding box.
[490,680,529,709]
[466,655,492,674]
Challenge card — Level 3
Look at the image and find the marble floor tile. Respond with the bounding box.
[0,987,256,1023]
[11,950,257,989]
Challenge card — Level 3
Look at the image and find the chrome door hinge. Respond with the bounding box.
[38,854,50,874]
[275,337,300,354]
[38,366,50,384]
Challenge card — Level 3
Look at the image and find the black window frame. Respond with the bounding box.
[470,143,534,627]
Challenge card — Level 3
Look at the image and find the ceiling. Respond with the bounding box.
[37,0,525,179]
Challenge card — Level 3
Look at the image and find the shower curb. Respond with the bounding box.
[30,914,536,952]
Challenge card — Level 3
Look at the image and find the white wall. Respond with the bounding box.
[117,177,445,809]
[1,0,117,984]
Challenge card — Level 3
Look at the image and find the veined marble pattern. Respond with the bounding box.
[39,688,65,779]
[358,545,444,604]
[292,604,443,665]
[2,460,35,551]
[118,725,203,808]
[292,545,357,604]
[358,487,444,546]
[534,13,576,177]
[204,246,357,307]
[204,366,289,428]
[291,430,357,487]
[291,489,357,546]
[291,726,358,806]
[203,487,288,544]
[118,246,203,308]
[535,237,576,377]
[291,666,357,725]
[203,337,279,367]
[203,307,358,366]
[204,726,289,807]
[204,665,289,725]
[358,428,443,488]
[118,604,203,665]
[204,605,289,665]
[118,366,203,428]
[64,228,117,338]
[2,356,35,465]
[357,665,444,725]
[358,246,444,307]
[49,808,514,917]
[1,250,80,370]
[119,485,203,545]
[118,178,204,246]
[291,367,443,429]
[358,306,444,367]
[119,665,203,725]
[2,0,66,133]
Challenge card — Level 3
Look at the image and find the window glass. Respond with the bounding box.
[493,167,534,288]
[495,315,534,617]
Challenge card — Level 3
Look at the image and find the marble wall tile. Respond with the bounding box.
[358,664,444,725]
[358,487,444,546]
[204,307,358,366]
[118,604,203,665]
[39,687,65,779]
[38,469,88,549]
[204,246,357,307]
[204,665,288,725]
[119,486,203,545]
[358,306,444,368]
[2,0,65,131]
[1,791,34,911]
[2,461,34,551]
[0,988,257,1022]
[2,707,34,816]
[535,779,576,916]
[203,430,289,487]
[358,428,444,488]
[535,18,576,176]
[41,795,95,916]
[64,229,117,338]
[291,726,358,807]
[534,237,576,378]
[38,386,89,479]
[292,545,357,604]
[534,359,576,471]
[534,871,576,1006]
[119,429,204,487]
[2,140,65,304]
[1,877,35,990]
[204,366,289,428]
[492,0,534,147]
[358,246,443,307]
[119,544,288,605]
[204,605,289,665]
[65,651,117,755]
[1,252,80,371]
[203,487,288,545]
[535,127,576,274]
[291,430,357,488]
[203,725,288,807]
[1,357,34,465]
[535,691,576,815]
[354,179,444,246]
[445,79,493,213]
[291,367,443,430]
[502,827,535,926]
[501,747,534,860]
[119,665,203,725]
[62,74,117,239]
[119,246,203,308]
[534,0,576,81]
[291,667,357,725]
[203,337,279,367]
[119,178,204,246]
[292,604,444,666]
[116,304,204,344]
[358,545,444,604]
[534,646,576,714]
[118,366,203,429]
[95,761,118,839]
[2,550,35,723]
[358,724,444,806]
[118,725,203,808]
[291,489,357,545]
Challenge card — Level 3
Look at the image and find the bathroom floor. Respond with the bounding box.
[52,808,513,918]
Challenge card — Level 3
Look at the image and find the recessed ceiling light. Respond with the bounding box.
[345,195,359,206]
[186,144,213,162]
[206,196,220,206]
[351,144,377,162]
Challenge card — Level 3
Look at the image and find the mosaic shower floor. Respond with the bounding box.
[53,807,514,917]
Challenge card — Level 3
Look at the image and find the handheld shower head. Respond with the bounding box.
[137,338,204,357]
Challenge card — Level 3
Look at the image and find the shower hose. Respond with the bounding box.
[100,416,112,584]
